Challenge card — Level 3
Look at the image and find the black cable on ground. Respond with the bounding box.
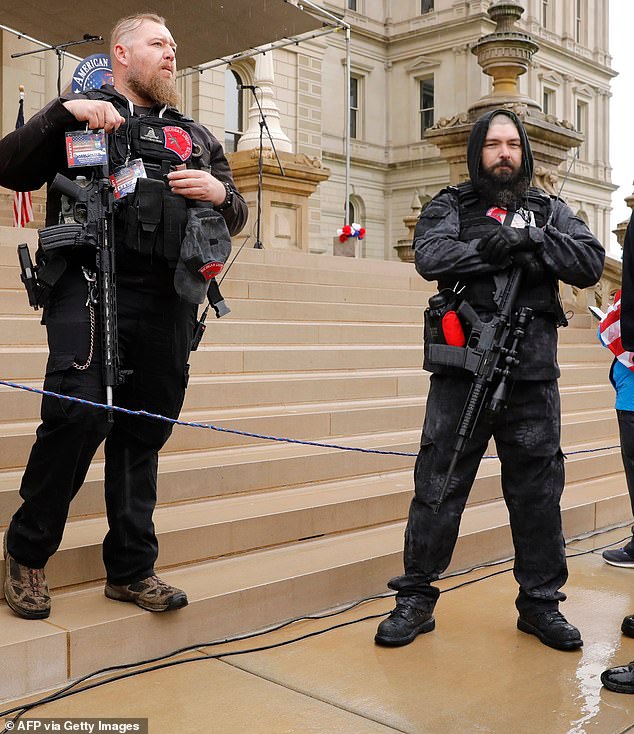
[1,524,628,730]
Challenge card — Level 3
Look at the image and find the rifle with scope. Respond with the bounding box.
[426,267,533,512]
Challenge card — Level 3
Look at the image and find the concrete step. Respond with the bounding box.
[0,287,424,323]
[0,340,612,381]
[0,314,429,346]
[0,343,428,379]
[0,369,614,427]
[223,259,427,291]
[0,311,600,348]
[0,368,428,419]
[0,256,426,292]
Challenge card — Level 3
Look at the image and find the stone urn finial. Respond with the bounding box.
[471,1,539,99]
[489,1,523,33]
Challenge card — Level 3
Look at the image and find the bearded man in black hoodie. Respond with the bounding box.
[375,109,604,651]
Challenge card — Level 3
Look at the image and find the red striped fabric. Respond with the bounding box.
[12,95,33,229]
[598,289,634,371]
[13,190,33,228]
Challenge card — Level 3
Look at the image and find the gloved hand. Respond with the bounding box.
[476,226,533,266]
[511,250,545,285]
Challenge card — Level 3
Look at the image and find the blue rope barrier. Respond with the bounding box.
[0,379,417,457]
[0,379,621,460]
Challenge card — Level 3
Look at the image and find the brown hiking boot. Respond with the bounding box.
[104,575,188,612]
[3,533,51,619]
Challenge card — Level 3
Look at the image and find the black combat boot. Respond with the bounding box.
[517,610,583,650]
[374,603,435,647]
[601,661,634,693]
[621,615,634,638]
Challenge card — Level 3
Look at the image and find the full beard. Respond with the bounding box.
[476,167,531,210]
[127,70,179,108]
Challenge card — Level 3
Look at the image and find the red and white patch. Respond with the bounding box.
[163,126,193,162]
[485,206,507,224]
[199,261,224,280]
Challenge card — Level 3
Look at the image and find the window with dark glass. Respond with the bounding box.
[420,77,434,137]
[348,200,356,225]
[576,100,588,156]
[224,69,244,153]
[347,0,357,10]
[543,88,555,116]
[350,76,360,139]
[575,0,583,42]
[421,0,434,14]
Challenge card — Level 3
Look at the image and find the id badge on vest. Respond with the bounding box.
[65,129,108,168]
[110,158,147,200]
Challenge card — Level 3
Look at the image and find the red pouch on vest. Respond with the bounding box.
[441,311,466,347]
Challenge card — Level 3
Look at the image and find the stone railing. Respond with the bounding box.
[560,255,621,319]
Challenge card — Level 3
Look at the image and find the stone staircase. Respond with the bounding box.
[0,224,624,703]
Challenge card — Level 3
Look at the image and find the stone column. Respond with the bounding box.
[232,51,330,251]
[237,52,292,154]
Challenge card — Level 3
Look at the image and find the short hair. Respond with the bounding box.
[489,112,518,128]
[110,13,166,57]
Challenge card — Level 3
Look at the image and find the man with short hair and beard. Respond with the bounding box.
[374,109,604,651]
[0,14,248,619]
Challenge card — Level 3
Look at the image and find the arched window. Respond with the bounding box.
[347,195,366,254]
[348,199,357,226]
[348,197,365,226]
[225,69,244,153]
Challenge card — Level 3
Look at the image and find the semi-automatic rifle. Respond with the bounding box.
[426,268,533,512]
[20,166,123,419]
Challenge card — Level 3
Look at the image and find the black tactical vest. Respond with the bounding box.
[84,89,202,266]
[439,182,558,315]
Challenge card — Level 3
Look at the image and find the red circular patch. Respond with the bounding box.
[163,126,193,162]
[199,261,224,280]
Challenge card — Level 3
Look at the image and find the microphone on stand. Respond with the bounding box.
[83,34,103,41]
[238,85,258,90]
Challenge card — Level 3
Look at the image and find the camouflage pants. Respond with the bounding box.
[389,373,567,615]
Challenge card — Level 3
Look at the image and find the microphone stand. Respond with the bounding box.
[243,86,285,249]
[12,35,102,96]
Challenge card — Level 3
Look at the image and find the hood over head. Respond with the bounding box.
[466,108,533,188]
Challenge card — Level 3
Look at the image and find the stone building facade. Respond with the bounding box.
[0,1,615,259]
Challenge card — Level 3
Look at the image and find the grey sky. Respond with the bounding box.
[609,0,632,253]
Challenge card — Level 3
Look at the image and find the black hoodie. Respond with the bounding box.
[466,108,534,191]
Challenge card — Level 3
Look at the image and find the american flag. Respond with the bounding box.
[598,289,634,371]
[12,93,33,228]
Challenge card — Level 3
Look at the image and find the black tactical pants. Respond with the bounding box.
[388,373,567,616]
[617,409,634,553]
[6,265,196,585]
